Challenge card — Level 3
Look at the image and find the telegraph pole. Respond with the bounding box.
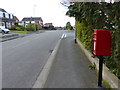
[33,5,37,32]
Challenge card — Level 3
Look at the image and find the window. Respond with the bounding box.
[12,22,14,25]
[3,13,5,18]
[5,13,9,18]
[25,21,30,23]
[31,21,35,23]
[0,22,5,27]
[9,14,10,19]
[10,14,13,19]
[0,11,3,17]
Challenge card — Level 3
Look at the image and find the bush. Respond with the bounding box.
[76,20,120,79]
[9,26,17,30]
[67,2,120,78]
[26,23,39,31]
[15,27,22,31]
[9,25,24,31]
[76,21,93,51]
[49,26,56,30]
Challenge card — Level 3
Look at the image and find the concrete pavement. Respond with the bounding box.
[44,31,98,88]
[0,33,25,42]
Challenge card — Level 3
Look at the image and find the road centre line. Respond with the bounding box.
[61,33,67,39]
[64,33,66,38]
[61,33,65,39]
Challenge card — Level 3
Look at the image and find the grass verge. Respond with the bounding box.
[10,30,28,33]
[102,80,112,89]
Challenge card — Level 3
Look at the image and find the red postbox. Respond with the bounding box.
[93,29,111,55]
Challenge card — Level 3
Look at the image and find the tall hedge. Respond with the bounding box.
[66,2,120,78]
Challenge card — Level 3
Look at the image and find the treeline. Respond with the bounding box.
[9,23,56,31]
[66,2,120,78]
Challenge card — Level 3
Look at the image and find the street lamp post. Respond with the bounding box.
[33,5,37,32]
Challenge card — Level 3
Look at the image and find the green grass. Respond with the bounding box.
[10,30,29,34]
[102,80,112,89]
[88,64,96,70]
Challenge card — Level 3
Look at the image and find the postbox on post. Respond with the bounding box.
[93,29,111,55]
[93,29,111,87]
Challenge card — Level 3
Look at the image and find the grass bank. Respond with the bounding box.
[10,30,29,34]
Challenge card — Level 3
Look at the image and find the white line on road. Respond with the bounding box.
[64,34,67,38]
[61,33,67,39]
[61,33,65,39]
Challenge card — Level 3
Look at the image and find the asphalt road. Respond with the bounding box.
[2,30,65,88]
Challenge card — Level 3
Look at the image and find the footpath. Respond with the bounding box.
[44,32,99,88]
[0,33,25,42]
[0,30,46,42]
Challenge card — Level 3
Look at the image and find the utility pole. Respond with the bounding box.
[33,5,37,32]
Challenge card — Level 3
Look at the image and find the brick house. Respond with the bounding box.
[44,23,53,27]
[43,23,54,29]
[14,16,19,23]
[0,8,16,28]
[21,17,43,29]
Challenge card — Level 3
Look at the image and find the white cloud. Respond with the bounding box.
[0,0,75,27]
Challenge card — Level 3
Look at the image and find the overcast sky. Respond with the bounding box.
[0,0,75,27]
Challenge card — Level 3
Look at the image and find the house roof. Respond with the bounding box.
[0,8,7,12]
[14,16,19,22]
[44,23,53,26]
[22,17,43,22]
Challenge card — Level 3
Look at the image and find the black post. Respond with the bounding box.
[24,22,25,31]
[98,55,104,87]
[74,20,77,44]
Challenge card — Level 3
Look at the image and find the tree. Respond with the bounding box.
[66,22,73,30]
[66,1,120,78]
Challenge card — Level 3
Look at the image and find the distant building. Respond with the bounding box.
[43,23,54,30]
[0,8,17,28]
[44,23,53,27]
[14,16,19,22]
[21,17,43,28]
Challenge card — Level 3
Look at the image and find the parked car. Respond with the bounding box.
[0,26,10,34]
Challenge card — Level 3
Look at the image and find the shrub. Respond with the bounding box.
[76,20,120,79]
[26,23,39,31]
[15,27,22,31]
[67,2,120,78]
[9,25,24,31]
[9,26,17,30]
[49,26,56,30]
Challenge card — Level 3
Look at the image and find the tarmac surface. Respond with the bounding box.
[2,30,65,88]
[44,31,98,88]
[2,30,101,88]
